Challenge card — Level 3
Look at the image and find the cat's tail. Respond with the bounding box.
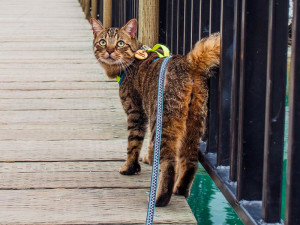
[186,32,220,76]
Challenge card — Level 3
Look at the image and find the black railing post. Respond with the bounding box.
[158,0,167,45]
[97,0,103,23]
[209,0,221,34]
[200,0,210,39]
[237,0,269,201]
[217,0,234,166]
[192,0,200,47]
[171,0,179,54]
[285,0,300,224]
[262,0,289,223]
[178,0,185,54]
[206,0,220,154]
[229,0,242,182]
[184,0,192,54]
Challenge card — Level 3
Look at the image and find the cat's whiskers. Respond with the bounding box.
[119,59,135,77]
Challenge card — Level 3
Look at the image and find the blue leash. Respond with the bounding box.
[146,55,172,225]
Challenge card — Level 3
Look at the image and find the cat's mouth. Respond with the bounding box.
[98,56,120,65]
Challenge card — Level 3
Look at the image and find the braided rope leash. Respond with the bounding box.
[146,55,172,225]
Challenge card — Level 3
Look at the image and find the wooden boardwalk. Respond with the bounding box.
[0,0,196,224]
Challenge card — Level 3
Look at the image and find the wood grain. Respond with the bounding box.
[0,189,195,224]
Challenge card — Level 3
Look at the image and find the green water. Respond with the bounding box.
[281,106,289,220]
[187,164,243,225]
[188,106,289,224]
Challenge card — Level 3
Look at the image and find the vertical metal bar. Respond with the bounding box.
[262,0,288,222]
[237,0,269,201]
[217,0,234,166]
[118,0,121,26]
[285,1,300,224]
[200,0,210,39]
[165,0,172,48]
[135,0,139,36]
[125,0,131,21]
[184,0,192,54]
[172,0,178,54]
[229,0,241,181]
[192,0,200,46]
[209,0,221,34]
[206,0,219,154]
[111,0,116,26]
[177,0,185,54]
[123,0,126,24]
[158,0,167,45]
[98,0,103,23]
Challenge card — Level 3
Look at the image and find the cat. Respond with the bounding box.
[90,18,220,207]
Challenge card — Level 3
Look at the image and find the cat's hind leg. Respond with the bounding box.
[173,81,208,197]
[155,114,187,207]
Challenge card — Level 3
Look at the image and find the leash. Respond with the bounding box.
[115,43,171,224]
[146,55,172,225]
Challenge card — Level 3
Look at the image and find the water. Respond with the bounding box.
[281,106,289,219]
[187,164,243,225]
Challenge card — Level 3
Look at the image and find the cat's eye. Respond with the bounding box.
[99,39,106,46]
[117,41,125,47]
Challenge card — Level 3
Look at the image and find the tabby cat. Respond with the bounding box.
[91,18,220,207]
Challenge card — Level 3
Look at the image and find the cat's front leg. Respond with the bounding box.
[119,109,147,175]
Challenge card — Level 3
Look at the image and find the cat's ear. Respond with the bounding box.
[121,19,137,38]
[90,18,104,37]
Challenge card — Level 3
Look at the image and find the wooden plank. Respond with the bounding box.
[0,73,107,82]
[0,161,133,173]
[1,44,91,51]
[0,98,121,110]
[0,36,93,42]
[0,82,116,90]
[0,63,100,69]
[0,140,132,162]
[0,161,151,189]
[0,109,125,125]
[0,51,95,59]
[0,59,98,64]
[0,90,119,99]
[0,189,196,224]
[0,124,128,141]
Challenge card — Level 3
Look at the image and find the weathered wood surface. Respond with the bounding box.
[0,0,196,224]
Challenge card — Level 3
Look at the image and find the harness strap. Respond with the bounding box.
[146,55,172,225]
[116,44,170,86]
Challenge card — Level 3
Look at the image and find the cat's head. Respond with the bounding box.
[91,18,141,79]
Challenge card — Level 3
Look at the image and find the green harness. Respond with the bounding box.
[116,44,170,85]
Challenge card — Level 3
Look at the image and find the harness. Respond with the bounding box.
[116,44,170,86]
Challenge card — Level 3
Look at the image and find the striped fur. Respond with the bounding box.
[91,18,220,207]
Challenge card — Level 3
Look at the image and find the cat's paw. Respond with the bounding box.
[173,186,190,198]
[155,163,175,207]
[155,191,172,207]
[142,154,153,166]
[119,161,141,175]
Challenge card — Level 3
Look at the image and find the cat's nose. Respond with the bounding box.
[106,48,114,54]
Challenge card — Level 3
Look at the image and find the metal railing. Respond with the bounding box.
[80,0,300,224]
